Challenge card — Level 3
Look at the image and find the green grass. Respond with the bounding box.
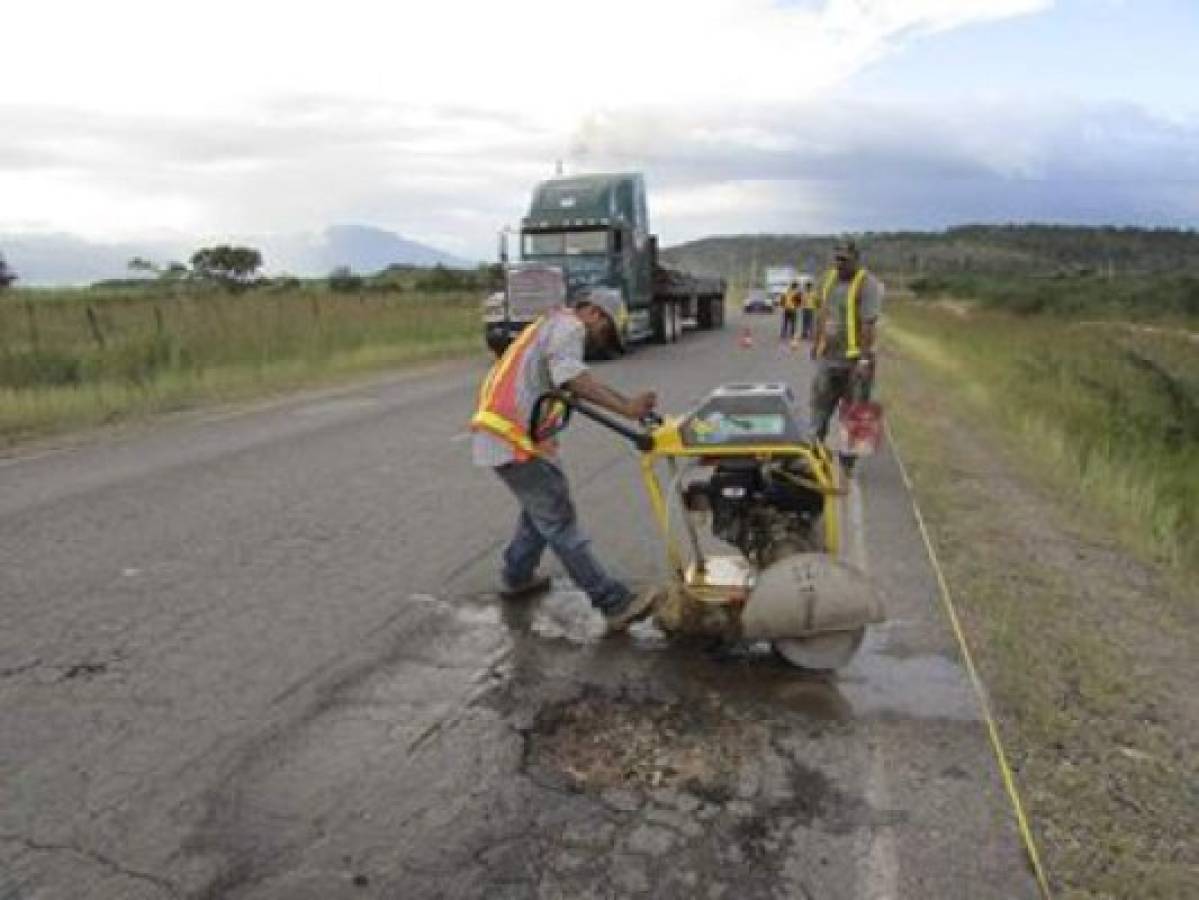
[883,300,1199,896]
[886,300,1199,574]
[908,271,1199,320]
[0,283,480,445]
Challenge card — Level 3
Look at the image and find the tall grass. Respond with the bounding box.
[909,271,1199,320]
[886,301,1199,573]
[0,284,480,444]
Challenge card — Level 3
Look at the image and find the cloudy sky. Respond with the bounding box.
[2,0,1196,260]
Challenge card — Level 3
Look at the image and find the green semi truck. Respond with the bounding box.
[483,172,726,354]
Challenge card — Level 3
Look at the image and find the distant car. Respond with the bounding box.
[742,289,773,313]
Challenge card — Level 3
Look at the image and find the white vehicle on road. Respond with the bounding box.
[765,265,798,306]
[742,288,773,313]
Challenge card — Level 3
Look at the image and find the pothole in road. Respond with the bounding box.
[526,687,763,795]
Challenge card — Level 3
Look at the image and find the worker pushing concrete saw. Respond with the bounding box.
[470,281,662,632]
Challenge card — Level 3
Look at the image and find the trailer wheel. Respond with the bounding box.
[651,302,675,344]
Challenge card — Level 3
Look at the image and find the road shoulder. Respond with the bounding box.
[883,335,1198,896]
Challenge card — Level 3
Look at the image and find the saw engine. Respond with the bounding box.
[684,457,825,565]
[677,383,825,564]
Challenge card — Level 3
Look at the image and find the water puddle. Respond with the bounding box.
[433,584,979,725]
[838,629,979,721]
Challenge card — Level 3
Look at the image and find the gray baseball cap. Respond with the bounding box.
[573,287,626,352]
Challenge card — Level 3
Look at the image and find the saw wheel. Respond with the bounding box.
[773,627,865,670]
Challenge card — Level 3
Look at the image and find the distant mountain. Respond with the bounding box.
[0,225,472,286]
[0,233,187,286]
[318,225,470,271]
[662,224,1199,282]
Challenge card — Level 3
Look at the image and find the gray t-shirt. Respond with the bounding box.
[820,269,884,363]
[472,309,589,468]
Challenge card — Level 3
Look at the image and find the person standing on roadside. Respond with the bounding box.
[800,277,818,340]
[809,241,884,449]
[471,288,660,632]
[779,280,801,342]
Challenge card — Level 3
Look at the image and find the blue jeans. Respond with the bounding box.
[494,458,632,614]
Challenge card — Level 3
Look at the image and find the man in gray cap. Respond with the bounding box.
[810,240,885,467]
[471,288,660,631]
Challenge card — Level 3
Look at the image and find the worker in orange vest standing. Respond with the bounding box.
[810,241,884,458]
[471,289,660,631]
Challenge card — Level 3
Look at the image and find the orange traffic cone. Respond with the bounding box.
[739,326,754,349]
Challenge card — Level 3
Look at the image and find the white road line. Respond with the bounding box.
[847,479,900,900]
[450,432,472,443]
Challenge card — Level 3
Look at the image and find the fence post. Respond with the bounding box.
[86,305,107,349]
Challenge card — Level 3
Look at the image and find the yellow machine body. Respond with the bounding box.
[636,415,884,666]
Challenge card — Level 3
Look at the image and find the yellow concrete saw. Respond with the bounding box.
[531,383,885,669]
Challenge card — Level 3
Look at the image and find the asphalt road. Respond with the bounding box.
[1,313,1037,899]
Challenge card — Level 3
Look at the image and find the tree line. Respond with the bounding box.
[0,243,501,295]
[662,224,1199,281]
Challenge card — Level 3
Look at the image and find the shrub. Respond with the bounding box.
[328,266,364,293]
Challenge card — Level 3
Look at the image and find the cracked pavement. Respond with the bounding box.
[1,317,1037,898]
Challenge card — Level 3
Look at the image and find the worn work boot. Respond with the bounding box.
[604,588,661,634]
[500,573,552,600]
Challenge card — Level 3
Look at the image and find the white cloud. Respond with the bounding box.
[3,1,1050,114]
[19,0,1199,259]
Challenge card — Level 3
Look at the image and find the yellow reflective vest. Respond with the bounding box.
[817,268,868,359]
[470,317,551,460]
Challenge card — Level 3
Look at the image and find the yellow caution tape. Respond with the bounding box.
[887,421,1053,899]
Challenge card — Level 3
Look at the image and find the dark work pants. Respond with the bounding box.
[780,310,797,340]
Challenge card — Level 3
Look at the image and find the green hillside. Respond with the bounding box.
[661,224,1199,282]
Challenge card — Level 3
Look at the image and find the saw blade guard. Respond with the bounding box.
[739,554,885,640]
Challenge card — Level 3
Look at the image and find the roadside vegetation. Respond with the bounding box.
[0,265,491,446]
[882,280,1198,896]
[664,224,1199,282]
[896,279,1198,572]
[907,270,1199,320]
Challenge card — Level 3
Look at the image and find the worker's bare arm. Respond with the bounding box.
[564,371,656,420]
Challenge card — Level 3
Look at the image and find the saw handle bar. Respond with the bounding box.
[530,391,656,454]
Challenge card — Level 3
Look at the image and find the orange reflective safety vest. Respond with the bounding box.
[471,316,556,461]
[818,267,868,359]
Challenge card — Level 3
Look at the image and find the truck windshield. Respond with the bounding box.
[523,231,608,257]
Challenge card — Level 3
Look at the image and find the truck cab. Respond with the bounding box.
[519,173,652,341]
[484,172,725,355]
